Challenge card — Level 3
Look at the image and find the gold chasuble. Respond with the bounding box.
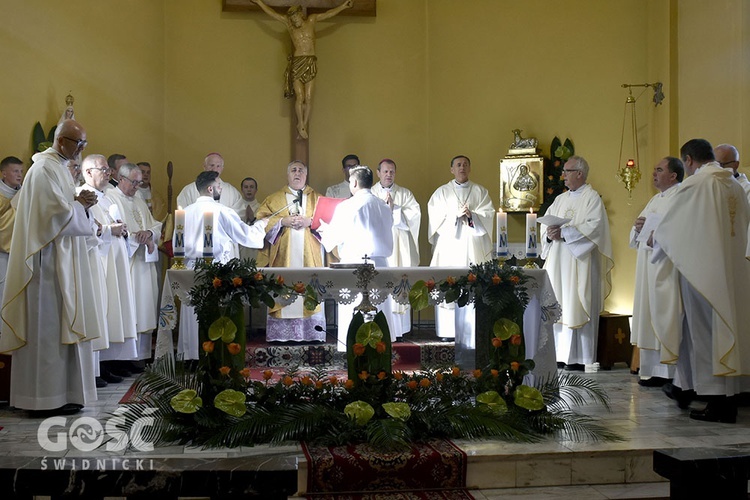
[256,185,323,318]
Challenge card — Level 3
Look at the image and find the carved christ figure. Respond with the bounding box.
[252,0,353,139]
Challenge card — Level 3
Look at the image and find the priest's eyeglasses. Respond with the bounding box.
[121,177,144,187]
[562,169,580,174]
[719,160,738,168]
[62,136,88,149]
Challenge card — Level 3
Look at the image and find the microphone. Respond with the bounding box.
[296,189,303,205]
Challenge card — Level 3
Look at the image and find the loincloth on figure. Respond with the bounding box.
[284,55,318,99]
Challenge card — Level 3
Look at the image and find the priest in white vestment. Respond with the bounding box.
[0,156,23,304]
[107,163,163,361]
[0,120,100,414]
[652,139,750,423]
[629,157,682,386]
[177,171,267,360]
[256,161,326,342]
[79,155,138,376]
[427,155,494,354]
[320,166,394,351]
[176,153,245,215]
[371,159,421,339]
[714,144,750,203]
[325,154,359,199]
[540,155,613,370]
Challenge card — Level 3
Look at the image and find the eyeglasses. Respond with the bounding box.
[121,177,143,187]
[562,169,580,174]
[719,160,738,168]
[62,136,88,149]
[87,167,109,173]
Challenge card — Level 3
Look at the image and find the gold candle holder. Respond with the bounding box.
[170,256,187,270]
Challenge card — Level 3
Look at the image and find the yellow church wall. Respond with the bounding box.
[1,0,748,321]
[0,1,165,169]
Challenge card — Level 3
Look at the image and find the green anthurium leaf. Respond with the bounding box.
[476,390,508,414]
[355,321,383,348]
[344,401,375,426]
[208,316,237,343]
[514,385,545,411]
[444,287,459,304]
[261,292,276,308]
[382,402,411,421]
[170,389,202,414]
[408,281,430,312]
[214,389,247,417]
[493,318,520,341]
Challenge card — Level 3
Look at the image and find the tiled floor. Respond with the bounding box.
[2,365,750,499]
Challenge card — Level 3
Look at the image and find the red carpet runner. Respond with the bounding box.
[301,438,472,499]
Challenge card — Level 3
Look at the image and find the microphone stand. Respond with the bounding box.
[266,191,304,219]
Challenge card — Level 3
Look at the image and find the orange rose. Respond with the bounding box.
[436,372,444,382]
[219,366,231,376]
[375,341,386,354]
[212,277,223,289]
[239,368,251,379]
[510,334,522,346]
[344,380,355,389]
[293,281,306,294]
[202,341,215,353]
[227,343,242,355]
[510,361,520,371]
[425,279,436,291]
[329,375,339,385]
[510,275,520,285]
[451,366,460,377]
[393,371,403,380]
[315,380,324,390]
[358,370,369,381]
[276,276,285,285]
[420,378,431,388]
[491,369,499,378]
[353,343,366,356]
[232,277,243,287]
[467,273,477,283]
[254,272,264,282]
[446,276,456,286]
[491,274,501,285]
[407,380,418,390]
[283,376,294,386]
[300,375,312,386]
[263,370,274,381]
[472,369,482,379]
[377,371,387,380]
[492,337,503,348]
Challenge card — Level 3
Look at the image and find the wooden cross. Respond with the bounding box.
[615,328,627,345]
[224,0,375,167]
[223,0,376,16]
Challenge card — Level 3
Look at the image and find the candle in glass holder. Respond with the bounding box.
[496,209,508,257]
[173,207,185,257]
[525,209,538,258]
[203,211,214,258]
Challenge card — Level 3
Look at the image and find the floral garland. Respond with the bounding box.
[119,258,618,450]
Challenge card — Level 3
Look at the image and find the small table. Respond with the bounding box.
[653,447,750,499]
[597,313,633,370]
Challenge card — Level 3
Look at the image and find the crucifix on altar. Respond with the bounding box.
[224,0,376,164]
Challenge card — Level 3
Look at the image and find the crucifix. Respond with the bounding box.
[225,0,376,165]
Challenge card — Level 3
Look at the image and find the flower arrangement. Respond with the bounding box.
[540,136,574,215]
[117,258,619,450]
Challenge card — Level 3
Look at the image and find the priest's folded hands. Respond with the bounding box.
[75,189,98,209]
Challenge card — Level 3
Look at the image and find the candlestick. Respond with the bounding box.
[525,209,538,259]
[496,209,508,257]
[203,211,214,259]
[173,208,185,258]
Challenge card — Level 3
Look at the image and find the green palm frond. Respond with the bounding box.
[536,373,612,411]
[528,410,623,442]
[366,417,412,451]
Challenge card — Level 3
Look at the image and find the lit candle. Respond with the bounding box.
[496,209,508,257]
[203,211,214,258]
[525,208,538,259]
[173,207,185,257]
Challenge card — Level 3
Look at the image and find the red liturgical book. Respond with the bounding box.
[311,196,346,230]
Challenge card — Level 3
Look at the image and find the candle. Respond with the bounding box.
[525,209,538,259]
[496,209,508,257]
[203,211,214,258]
[173,208,185,257]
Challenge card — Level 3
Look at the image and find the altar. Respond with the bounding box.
[156,266,561,383]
